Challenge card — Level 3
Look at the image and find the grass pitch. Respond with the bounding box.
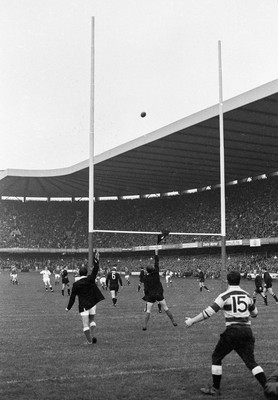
[0,271,277,400]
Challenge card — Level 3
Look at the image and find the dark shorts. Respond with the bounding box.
[265,283,272,289]
[142,291,164,303]
[109,285,119,292]
[62,277,69,284]
[254,286,263,294]
[212,325,257,371]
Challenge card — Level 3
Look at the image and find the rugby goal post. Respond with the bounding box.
[88,20,227,282]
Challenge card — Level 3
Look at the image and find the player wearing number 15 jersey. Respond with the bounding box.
[106,266,123,306]
[185,270,266,397]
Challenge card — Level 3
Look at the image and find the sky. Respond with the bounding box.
[0,0,278,171]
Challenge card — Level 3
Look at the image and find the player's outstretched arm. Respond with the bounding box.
[185,313,205,327]
[185,306,215,327]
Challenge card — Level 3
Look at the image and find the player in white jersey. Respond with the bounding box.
[165,270,173,287]
[54,266,61,286]
[185,270,266,397]
[40,266,54,292]
[124,267,131,285]
[10,266,19,285]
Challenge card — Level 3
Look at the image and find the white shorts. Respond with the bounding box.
[100,277,106,285]
[125,275,130,280]
[80,306,96,316]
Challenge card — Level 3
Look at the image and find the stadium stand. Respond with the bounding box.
[1,177,278,276]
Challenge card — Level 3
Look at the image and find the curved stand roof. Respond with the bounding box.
[1,79,278,198]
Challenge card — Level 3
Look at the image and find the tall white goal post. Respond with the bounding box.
[88,20,227,280]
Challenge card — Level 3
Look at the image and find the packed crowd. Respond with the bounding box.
[1,177,278,250]
[1,251,278,279]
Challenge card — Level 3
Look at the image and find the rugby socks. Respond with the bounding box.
[90,321,96,340]
[62,289,64,296]
[252,366,267,387]
[67,288,70,295]
[158,303,162,313]
[271,292,278,302]
[212,365,222,390]
[112,298,117,306]
[143,312,150,330]
[165,310,177,326]
[83,328,92,344]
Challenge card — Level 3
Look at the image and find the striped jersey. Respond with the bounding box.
[203,285,257,327]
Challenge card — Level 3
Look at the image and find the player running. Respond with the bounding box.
[40,266,54,292]
[99,269,107,290]
[106,266,123,306]
[165,270,172,287]
[10,266,19,285]
[61,266,70,296]
[54,266,61,286]
[252,272,268,305]
[124,266,131,285]
[262,269,278,304]
[197,268,210,292]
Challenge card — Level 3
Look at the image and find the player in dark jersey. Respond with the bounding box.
[262,269,278,304]
[185,270,267,397]
[253,273,268,305]
[61,267,70,296]
[66,250,105,345]
[142,248,177,331]
[197,268,210,292]
[106,266,123,306]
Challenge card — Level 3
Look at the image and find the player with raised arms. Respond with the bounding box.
[142,231,177,331]
[66,250,105,345]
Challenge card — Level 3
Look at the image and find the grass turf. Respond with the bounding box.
[0,271,277,400]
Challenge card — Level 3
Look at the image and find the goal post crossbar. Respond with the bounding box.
[93,229,221,236]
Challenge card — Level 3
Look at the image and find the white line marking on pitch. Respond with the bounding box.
[3,362,277,385]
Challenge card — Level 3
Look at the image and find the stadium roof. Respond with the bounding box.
[1,79,278,199]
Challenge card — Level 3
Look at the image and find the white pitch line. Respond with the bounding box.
[3,362,277,385]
